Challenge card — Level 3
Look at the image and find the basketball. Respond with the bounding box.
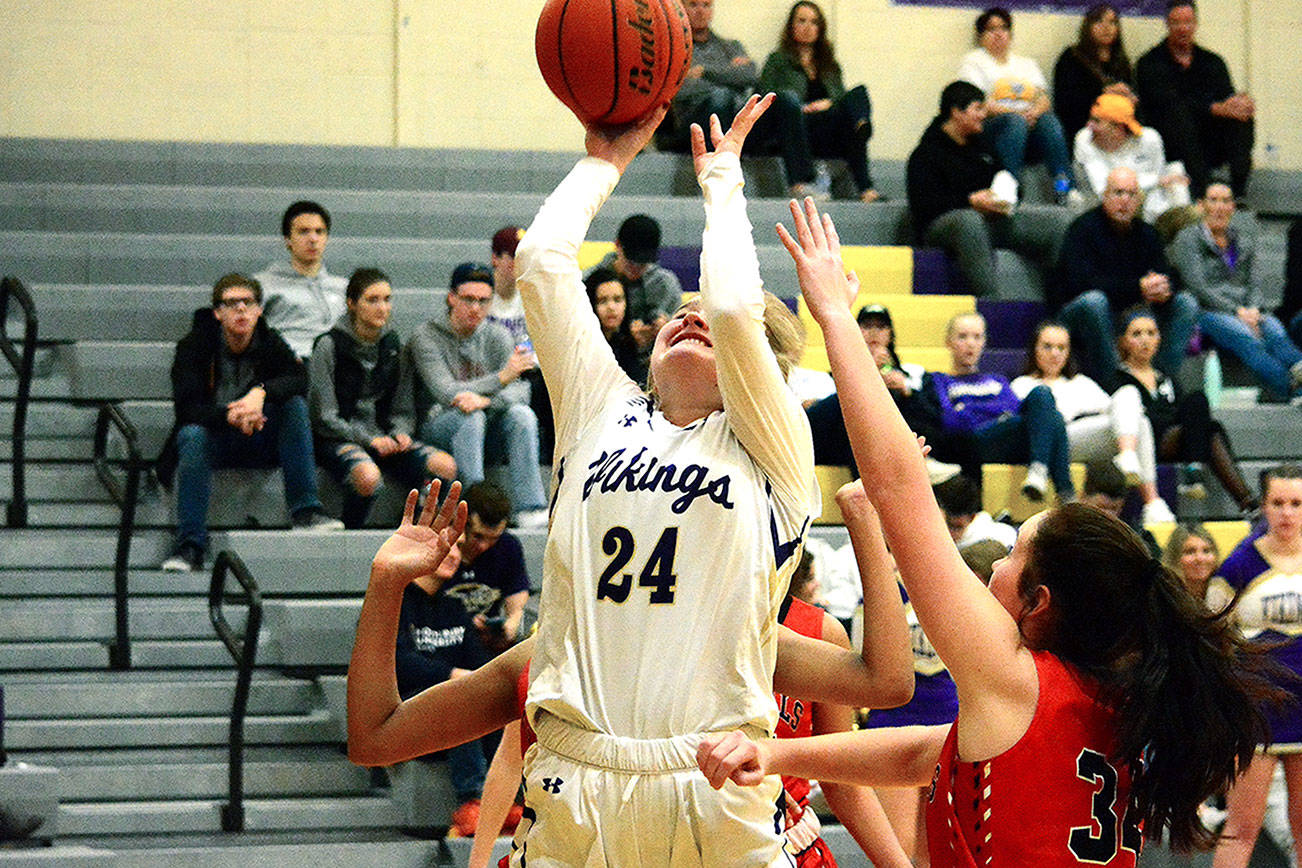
[535,0,693,126]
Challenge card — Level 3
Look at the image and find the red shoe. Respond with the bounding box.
[501,802,525,835]
[451,799,481,838]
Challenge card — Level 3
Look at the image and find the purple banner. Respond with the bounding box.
[892,1,1167,14]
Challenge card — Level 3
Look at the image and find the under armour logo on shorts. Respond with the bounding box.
[541,777,564,794]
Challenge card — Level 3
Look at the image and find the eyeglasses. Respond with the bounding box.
[218,297,260,310]
[1104,188,1140,198]
[454,294,493,308]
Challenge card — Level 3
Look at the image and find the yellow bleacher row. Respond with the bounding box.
[577,242,968,375]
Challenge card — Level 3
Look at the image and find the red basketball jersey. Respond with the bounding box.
[775,597,825,806]
[926,651,1140,868]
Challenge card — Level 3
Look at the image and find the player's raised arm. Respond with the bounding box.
[347,484,525,766]
[776,198,1036,738]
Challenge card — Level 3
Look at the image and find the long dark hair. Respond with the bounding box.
[779,1,840,82]
[1021,320,1079,379]
[1021,504,1279,851]
[1071,3,1133,84]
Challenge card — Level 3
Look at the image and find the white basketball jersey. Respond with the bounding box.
[517,154,817,739]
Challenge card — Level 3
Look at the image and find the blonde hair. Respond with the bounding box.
[646,292,805,400]
[945,311,986,340]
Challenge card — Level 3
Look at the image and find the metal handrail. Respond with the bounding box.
[0,276,38,528]
[93,402,145,670]
[208,549,262,833]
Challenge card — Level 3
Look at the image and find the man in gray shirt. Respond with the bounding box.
[407,263,548,528]
[669,0,818,196]
[256,201,347,359]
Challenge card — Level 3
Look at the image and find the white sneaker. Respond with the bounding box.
[513,508,549,530]
[1141,498,1176,525]
[1021,463,1048,502]
[1112,450,1142,485]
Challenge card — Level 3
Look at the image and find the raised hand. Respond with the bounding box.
[690,92,774,178]
[584,103,670,174]
[371,481,467,589]
[696,730,769,790]
[775,197,855,324]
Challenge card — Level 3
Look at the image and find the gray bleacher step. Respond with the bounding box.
[104,840,448,868]
[0,597,242,641]
[0,437,91,460]
[1,529,171,568]
[0,641,107,671]
[6,708,336,750]
[0,372,71,399]
[0,400,100,437]
[0,180,910,249]
[0,847,114,866]
[1214,405,1302,460]
[56,794,400,837]
[36,754,368,802]
[0,568,207,598]
[25,499,171,527]
[123,639,251,670]
[0,462,108,501]
[4,674,315,719]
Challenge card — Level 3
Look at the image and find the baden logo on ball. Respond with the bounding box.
[536,0,693,126]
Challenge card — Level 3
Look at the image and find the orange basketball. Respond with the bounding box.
[536,0,693,126]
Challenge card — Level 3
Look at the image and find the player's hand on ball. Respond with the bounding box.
[696,730,769,789]
[690,92,774,178]
[372,481,466,588]
[584,104,669,174]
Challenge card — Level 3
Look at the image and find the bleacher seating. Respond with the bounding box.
[1,135,1298,866]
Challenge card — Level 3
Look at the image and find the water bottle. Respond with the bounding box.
[813,161,832,198]
[1203,348,1222,409]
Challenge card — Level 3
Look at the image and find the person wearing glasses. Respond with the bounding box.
[255,201,348,361]
[407,263,549,529]
[159,273,342,572]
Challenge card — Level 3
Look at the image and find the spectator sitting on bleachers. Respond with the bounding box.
[906,80,1068,298]
[587,214,683,365]
[437,482,532,653]
[1011,320,1175,523]
[759,1,879,202]
[1078,459,1161,555]
[1169,181,1302,404]
[407,263,548,529]
[1135,0,1255,198]
[1052,3,1137,142]
[160,273,342,572]
[584,267,647,387]
[666,0,820,197]
[1072,93,1192,226]
[1110,305,1259,517]
[933,473,1016,551]
[307,267,456,528]
[1279,217,1302,345]
[1054,166,1195,381]
[491,225,554,461]
[923,312,1074,501]
[488,226,528,346]
[395,536,494,839]
[1161,522,1222,600]
[256,201,347,361]
[957,7,1077,204]
[805,303,943,474]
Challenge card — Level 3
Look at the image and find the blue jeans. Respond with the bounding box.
[1059,290,1197,382]
[984,111,1072,183]
[421,403,545,511]
[1198,310,1302,400]
[972,385,1074,498]
[174,395,321,549]
[447,739,487,802]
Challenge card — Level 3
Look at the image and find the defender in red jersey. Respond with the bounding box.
[698,195,1279,863]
